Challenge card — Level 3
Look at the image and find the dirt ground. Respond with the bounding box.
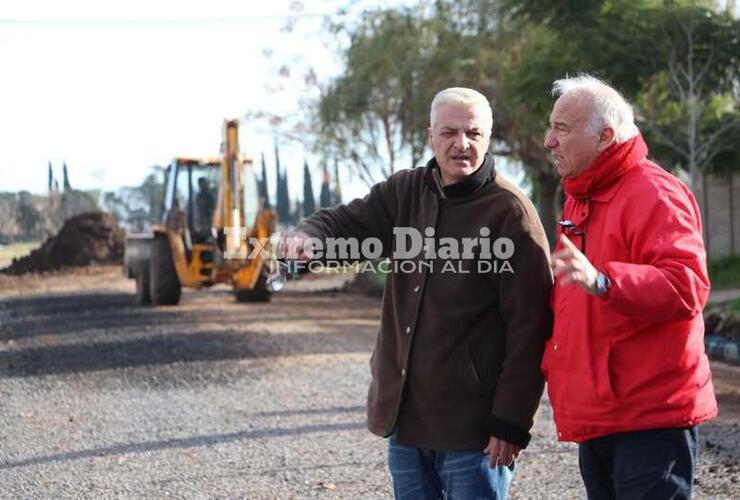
[1,266,739,498]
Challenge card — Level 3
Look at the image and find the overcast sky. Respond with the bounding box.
[0,0,398,202]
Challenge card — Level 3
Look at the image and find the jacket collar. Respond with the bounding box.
[423,153,496,199]
[563,134,648,201]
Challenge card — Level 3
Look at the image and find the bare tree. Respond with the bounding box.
[638,6,740,217]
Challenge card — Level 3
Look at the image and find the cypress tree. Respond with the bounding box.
[292,198,303,223]
[62,162,71,191]
[332,159,342,206]
[260,152,271,208]
[319,164,332,208]
[303,160,316,217]
[280,171,292,223]
[274,141,291,223]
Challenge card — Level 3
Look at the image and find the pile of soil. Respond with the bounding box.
[1,212,124,275]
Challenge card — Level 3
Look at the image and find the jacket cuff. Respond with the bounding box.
[295,222,323,240]
[485,415,532,449]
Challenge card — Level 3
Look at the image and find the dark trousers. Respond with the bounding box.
[578,427,698,500]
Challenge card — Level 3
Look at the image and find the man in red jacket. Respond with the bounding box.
[543,75,717,499]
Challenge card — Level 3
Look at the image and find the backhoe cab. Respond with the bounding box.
[124,119,277,305]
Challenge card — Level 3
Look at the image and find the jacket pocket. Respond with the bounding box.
[595,341,618,403]
[443,345,484,398]
[466,343,484,394]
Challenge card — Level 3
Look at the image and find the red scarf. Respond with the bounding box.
[562,134,648,200]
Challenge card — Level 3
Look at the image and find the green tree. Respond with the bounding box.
[0,192,20,241]
[260,153,271,209]
[333,160,343,206]
[15,191,42,239]
[481,0,657,241]
[319,164,332,208]
[303,160,316,216]
[62,162,71,191]
[316,0,739,242]
[317,7,437,185]
[317,1,571,238]
[100,166,166,229]
[635,6,740,216]
[274,141,292,224]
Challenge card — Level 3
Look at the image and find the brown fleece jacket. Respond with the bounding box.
[298,156,553,450]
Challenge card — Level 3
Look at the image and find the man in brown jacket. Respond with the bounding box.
[284,87,552,499]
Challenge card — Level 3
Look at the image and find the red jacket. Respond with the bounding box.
[542,138,717,443]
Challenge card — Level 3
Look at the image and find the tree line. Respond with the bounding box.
[266,141,343,227]
[311,0,740,242]
[1,151,340,243]
[0,163,98,243]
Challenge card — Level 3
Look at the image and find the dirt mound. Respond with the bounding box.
[1,212,124,275]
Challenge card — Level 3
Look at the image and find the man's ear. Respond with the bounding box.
[426,126,433,146]
[598,127,615,151]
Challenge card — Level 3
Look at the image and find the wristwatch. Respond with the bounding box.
[594,272,611,296]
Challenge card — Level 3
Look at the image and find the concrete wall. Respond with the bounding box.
[705,174,739,259]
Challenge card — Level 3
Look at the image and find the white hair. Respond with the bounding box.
[552,75,639,143]
[430,87,493,132]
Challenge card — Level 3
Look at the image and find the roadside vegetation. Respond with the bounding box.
[709,255,740,291]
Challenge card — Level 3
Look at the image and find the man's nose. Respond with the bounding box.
[544,130,557,150]
[454,132,470,149]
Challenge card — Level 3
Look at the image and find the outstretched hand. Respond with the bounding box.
[278,230,314,262]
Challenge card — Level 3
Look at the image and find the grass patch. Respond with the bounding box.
[728,297,740,315]
[709,255,740,290]
[0,241,40,268]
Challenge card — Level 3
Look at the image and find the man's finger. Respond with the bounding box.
[488,440,501,468]
[550,258,566,270]
[553,262,582,278]
[551,247,576,260]
[560,271,587,286]
[560,234,581,254]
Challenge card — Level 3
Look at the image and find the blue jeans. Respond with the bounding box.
[578,427,698,500]
[388,434,514,499]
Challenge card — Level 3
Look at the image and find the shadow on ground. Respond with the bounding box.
[0,421,366,470]
[0,291,378,378]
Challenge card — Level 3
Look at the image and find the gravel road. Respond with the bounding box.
[1,266,738,498]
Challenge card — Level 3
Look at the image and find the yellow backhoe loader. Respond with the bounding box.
[124,119,277,305]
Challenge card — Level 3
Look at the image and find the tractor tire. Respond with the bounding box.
[135,264,151,305]
[234,270,271,303]
[149,236,181,305]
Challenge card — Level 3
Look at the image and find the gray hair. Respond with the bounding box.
[430,87,493,133]
[552,75,639,143]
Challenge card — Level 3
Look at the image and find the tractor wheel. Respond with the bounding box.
[149,236,181,305]
[234,269,271,303]
[135,264,151,305]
